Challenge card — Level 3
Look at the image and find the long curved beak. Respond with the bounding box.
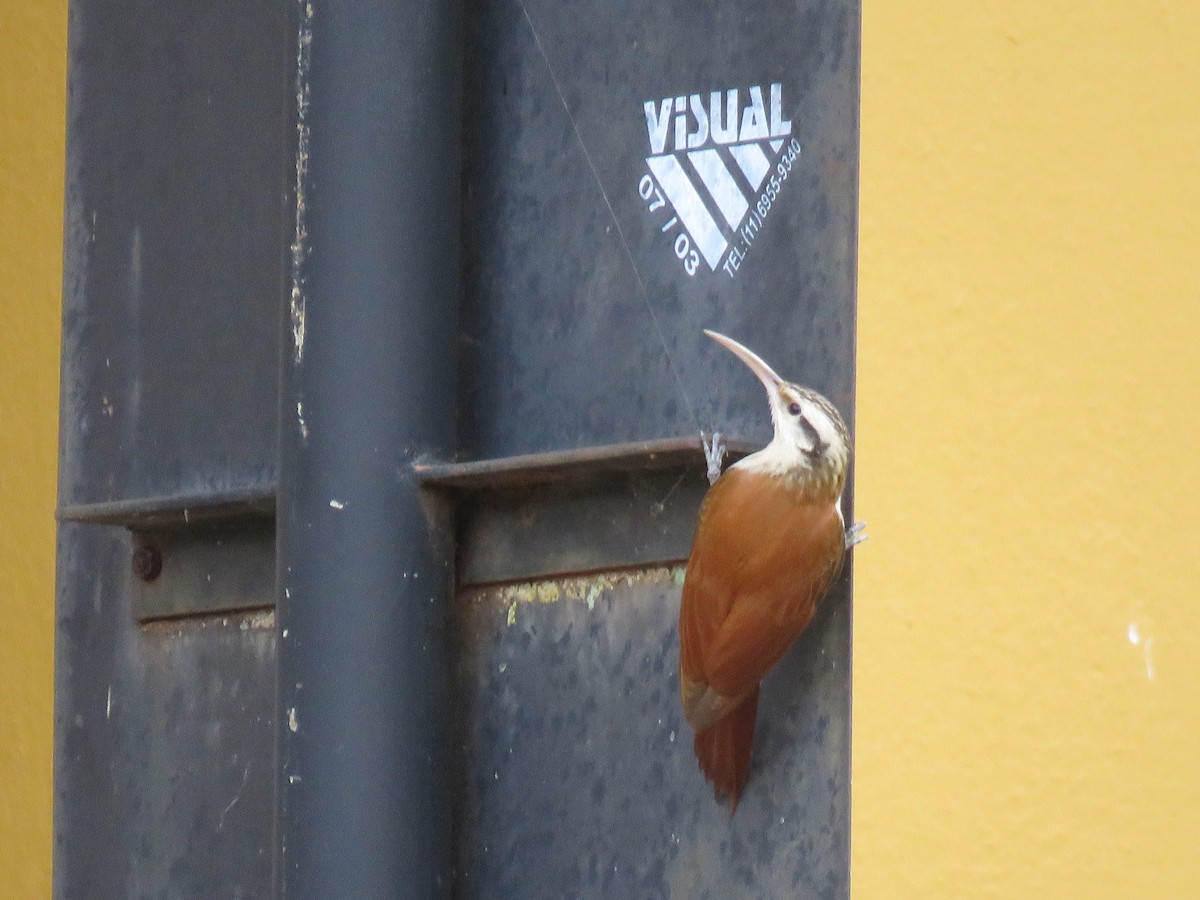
[704,330,783,391]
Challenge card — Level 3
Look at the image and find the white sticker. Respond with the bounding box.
[639,83,801,278]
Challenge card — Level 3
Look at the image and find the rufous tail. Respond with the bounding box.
[693,686,759,812]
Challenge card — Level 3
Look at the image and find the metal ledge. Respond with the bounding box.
[56,486,277,622]
[56,485,276,528]
[412,436,755,492]
[133,519,276,622]
[56,438,762,610]
[414,437,756,586]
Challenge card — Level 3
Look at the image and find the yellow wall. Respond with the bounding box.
[0,2,66,896]
[854,4,1200,897]
[5,2,1200,897]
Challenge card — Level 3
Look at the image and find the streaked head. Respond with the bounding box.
[705,329,850,486]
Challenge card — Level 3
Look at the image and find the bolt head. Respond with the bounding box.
[131,544,162,582]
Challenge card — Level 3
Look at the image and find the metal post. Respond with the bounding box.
[277,0,461,895]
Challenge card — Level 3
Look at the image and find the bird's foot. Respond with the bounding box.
[845,521,868,549]
[702,432,726,485]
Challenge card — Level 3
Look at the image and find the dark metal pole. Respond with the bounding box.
[277,0,461,896]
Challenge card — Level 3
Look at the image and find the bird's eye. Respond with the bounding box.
[787,402,802,416]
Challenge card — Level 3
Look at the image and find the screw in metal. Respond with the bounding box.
[131,543,163,582]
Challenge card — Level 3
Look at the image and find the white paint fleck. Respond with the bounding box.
[282,628,289,638]
[289,0,313,367]
[498,662,507,674]
[329,499,345,510]
[669,730,676,743]
[288,707,299,732]
[106,685,112,719]
[297,401,309,441]
[291,292,306,364]
[288,774,301,784]
[1127,620,1157,681]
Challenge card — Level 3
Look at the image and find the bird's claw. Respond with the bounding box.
[702,432,727,485]
[844,521,868,550]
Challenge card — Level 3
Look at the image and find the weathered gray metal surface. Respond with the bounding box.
[131,518,275,621]
[55,0,287,894]
[454,470,707,586]
[274,0,463,894]
[56,0,857,894]
[58,0,287,508]
[55,524,277,898]
[417,439,753,586]
[415,437,752,491]
[453,568,851,898]
[460,0,858,460]
[453,0,858,894]
[57,485,275,529]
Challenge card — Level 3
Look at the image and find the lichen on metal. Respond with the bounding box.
[463,566,687,626]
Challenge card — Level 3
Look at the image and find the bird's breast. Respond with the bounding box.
[692,467,843,585]
[679,467,846,688]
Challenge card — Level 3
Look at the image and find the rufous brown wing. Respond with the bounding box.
[680,467,846,809]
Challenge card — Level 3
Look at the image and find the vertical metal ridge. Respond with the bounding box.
[276,0,462,895]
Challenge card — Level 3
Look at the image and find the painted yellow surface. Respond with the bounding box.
[854,4,1200,897]
[0,3,66,896]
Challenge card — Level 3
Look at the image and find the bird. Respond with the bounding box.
[679,329,862,811]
